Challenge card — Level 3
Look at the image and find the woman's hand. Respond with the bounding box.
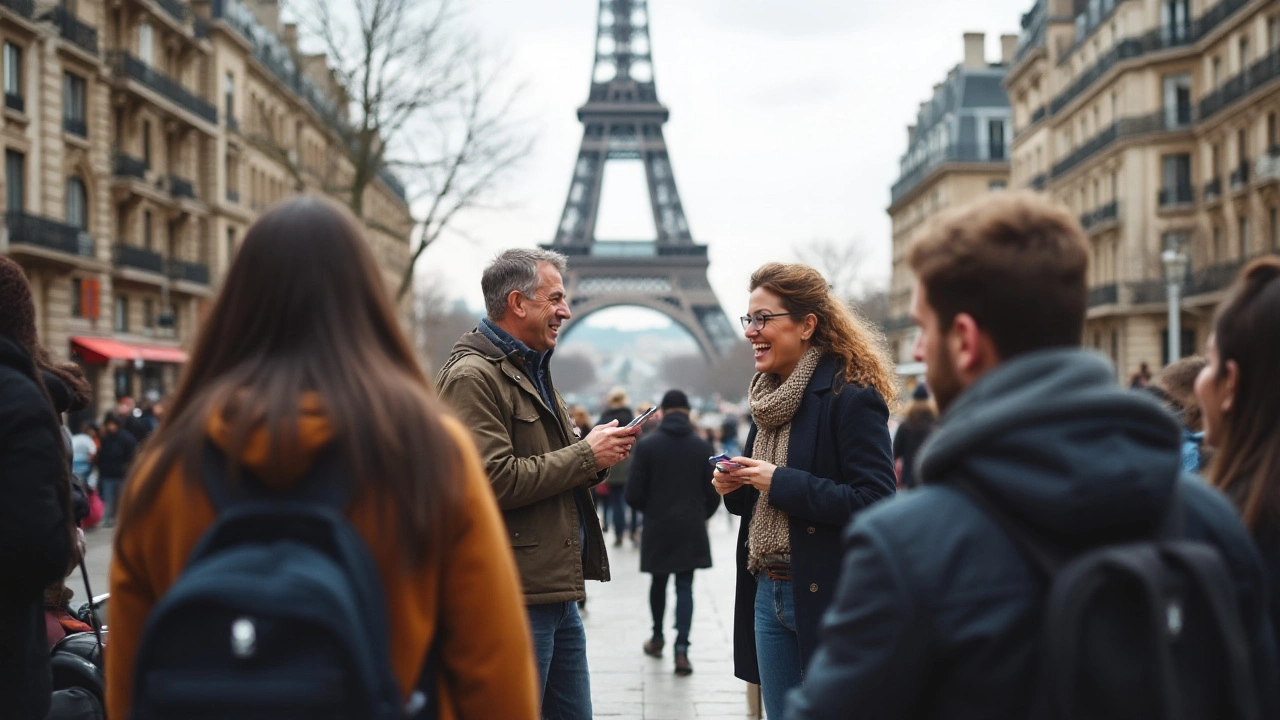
[712,469,746,496]
[729,457,776,493]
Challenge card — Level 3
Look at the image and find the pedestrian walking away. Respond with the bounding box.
[715,261,898,720]
[94,416,137,526]
[436,248,639,720]
[892,383,936,490]
[104,196,539,720]
[625,389,721,676]
[0,256,82,720]
[789,191,1279,720]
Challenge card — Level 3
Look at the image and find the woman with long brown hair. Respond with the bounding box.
[105,196,538,719]
[715,262,897,718]
[1194,255,1280,652]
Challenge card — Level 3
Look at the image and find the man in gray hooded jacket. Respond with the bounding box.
[787,192,1278,720]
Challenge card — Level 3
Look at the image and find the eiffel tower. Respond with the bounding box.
[541,0,737,360]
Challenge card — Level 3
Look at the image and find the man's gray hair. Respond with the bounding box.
[482,248,569,320]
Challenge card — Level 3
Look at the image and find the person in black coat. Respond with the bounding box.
[626,390,720,676]
[598,388,636,546]
[788,192,1278,719]
[95,416,137,525]
[0,258,77,720]
[715,263,898,720]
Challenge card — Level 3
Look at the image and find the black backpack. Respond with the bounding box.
[953,478,1260,720]
[131,443,438,720]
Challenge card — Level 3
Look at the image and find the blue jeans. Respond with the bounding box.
[650,571,694,652]
[755,573,803,720]
[606,490,632,538]
[527,601,592,720]
[100,477,124,521]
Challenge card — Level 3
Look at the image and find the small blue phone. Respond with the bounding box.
[709,454,743,473]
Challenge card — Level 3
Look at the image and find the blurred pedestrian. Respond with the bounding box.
[437,248,638,720]
[0,256,78,720]
[715,262,898,719]
[1142,356,1209,472]
[105,196,538,720]
[627,390,720,675]
[95,415,137,527]
[1129,360,1152,388]
[789,191,1278,720]
[892,384,936,490]
[1195,256,1280,657]
[597,388,635,546]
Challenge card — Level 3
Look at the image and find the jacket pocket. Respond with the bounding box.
[510,529,539,548]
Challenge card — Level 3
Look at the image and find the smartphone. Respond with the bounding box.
[626,406,658,429]
[708,454,743,473]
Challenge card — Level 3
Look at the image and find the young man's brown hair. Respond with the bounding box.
[907,191,1090,359]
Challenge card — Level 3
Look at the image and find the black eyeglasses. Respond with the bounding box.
[740,312,796,331]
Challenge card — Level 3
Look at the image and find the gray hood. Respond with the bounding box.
[917,348,1182,541]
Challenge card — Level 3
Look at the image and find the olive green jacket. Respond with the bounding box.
[436,330,610,604]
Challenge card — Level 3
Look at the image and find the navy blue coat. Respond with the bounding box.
[724,353,896,683]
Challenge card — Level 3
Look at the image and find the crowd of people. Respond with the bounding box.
[2,190,1279,720]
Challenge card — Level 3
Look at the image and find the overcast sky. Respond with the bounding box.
[419,0,1031,328]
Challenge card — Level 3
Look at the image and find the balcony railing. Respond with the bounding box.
[5,92,23,113]
[1081,201,1119,230]
[1053,124,1118,178]
[1051,112,1192,180]
[170,176,195,199]
[1203,177,1222,201]
[656,244,709,257]
[113,244,165,274]
[194,16,209,39]
[1257,148,1280,183]
[1088,284,1118,307]
[1031,105,1046,125]
[1158,184,1194,208]
[1186,258,1249,297]
[155,0,187,23]
[40,6,98,55]
[6,211,94,258]
[225,188,240,204]
[1129,279,1167,305]
[226,115,239,133]
[109,52,217,124]
[168,258,209,284]
[1200,48,1280,121]
[892,143,1010,204]
[113,153,147,179]
[0,0,33,18]
[1029,173,1047,191]
[1229,162,1250,190]
[63,116,86,137]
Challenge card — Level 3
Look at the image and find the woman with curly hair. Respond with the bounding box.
[715,262,897,718]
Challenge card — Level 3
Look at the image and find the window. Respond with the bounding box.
[226,227,236,263]
[1212,56,1222,88]
[1162,153,1191,196]
[1239,128,1249,165]
[988,180,1007,191]
[1161,0,1189,43]
[142,120,151,169]
[71,278,83,318]
[63,72,85,135]
[143,298,154,329]
[1269,112,1278,150]
[1162,74,1191,127]
[1213,225,1223,261]
[3,43,20,104]
[224,72,234,121]
[138,23,153,65]
[143,210,152,250]
[66,177,87,229]
[988,120,1006,160]
[1270,17,1279,52]
[114,295,129,333]
[1212,143,1221,177]
[5,150,23,213]
[1239,216,1250,258]
[1239,36,1250,73]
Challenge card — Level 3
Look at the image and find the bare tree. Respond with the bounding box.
[412,273,481,375]
[283,0,531,299]
[794,238,867,303]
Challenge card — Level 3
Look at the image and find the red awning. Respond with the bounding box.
[71,337,189,365]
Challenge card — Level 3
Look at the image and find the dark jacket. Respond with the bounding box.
[789,349,1280,720]
[892,417,933,489]
[0,335,74,720]
[724,353,896,683]
[96,426,137,478]
[436,329,610,604]
[626,411,720,574]
[598,406,634,488]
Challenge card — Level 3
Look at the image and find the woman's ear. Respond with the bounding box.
[802,313,818,341]
[1221,359,1240,415]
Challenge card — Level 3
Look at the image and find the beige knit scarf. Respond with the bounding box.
[746,346,824,574]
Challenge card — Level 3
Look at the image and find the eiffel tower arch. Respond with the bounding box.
[541,0,737,361]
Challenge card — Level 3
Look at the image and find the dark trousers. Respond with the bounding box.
[606,490,633,537]
[650,570,694,652]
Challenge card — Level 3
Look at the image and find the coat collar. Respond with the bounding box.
[744,352,839,470]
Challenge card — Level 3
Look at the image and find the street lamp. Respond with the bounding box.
[1161,246,1188,364]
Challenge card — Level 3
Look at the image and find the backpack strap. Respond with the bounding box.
[199,440,350,513]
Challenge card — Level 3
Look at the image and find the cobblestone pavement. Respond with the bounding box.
[82,508,758,719]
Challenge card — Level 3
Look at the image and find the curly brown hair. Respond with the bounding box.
[749,262,898,403]
[0,258,91,408]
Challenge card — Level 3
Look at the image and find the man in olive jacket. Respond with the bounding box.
[437,248,637,720]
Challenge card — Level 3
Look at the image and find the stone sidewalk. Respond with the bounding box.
[583,508,757,719]
[82,508,758,719]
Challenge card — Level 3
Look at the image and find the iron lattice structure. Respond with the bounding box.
[541,0,737,360]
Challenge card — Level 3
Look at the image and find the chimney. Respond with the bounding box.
[908,125,917,145]
[253,0,280,33]
[963,32,986,69]
[282,23,299,53]
[1000,34,1018,64]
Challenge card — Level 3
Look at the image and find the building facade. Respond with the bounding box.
[1005,0,1279,379]
[885,32,1016,370]
[0,0,412,420]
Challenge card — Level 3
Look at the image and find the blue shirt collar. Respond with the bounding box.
[480,318,552,370]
